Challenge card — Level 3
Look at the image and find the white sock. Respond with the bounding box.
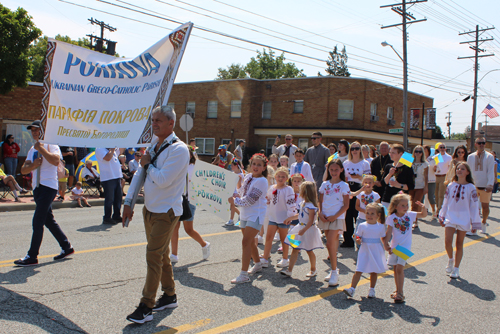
[369,287,374,291]
[241,270,248,276]
[15,184,22,191]
[13,190,18,198]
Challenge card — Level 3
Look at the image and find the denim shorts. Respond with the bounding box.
[268,220,290,229]
[239,217,261,231]
[183,203,196,222]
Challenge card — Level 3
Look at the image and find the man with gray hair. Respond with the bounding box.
[123,105,189,324]
[371,141,392,197]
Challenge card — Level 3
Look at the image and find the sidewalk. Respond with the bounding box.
[0,184,143,212]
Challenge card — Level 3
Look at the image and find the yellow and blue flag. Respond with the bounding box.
[75,151,100,182]
[327,152,338,163]
[392,245,414,261]
[433,154,444,165]
[399,152,414,168]
[287,234,302,248]
[497,172,500,183]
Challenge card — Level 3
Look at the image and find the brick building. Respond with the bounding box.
[167,76,435,161]
[1,77,436,167]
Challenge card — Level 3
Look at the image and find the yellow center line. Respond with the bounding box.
[155,319,211,334]
[199,231,500,334]
[0,230,240,267]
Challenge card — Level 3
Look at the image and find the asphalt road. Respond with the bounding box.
[1,196,500,334]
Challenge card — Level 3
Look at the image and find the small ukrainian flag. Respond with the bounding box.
[433,154,444,164]
[392,245,414,261]
[327,152,338,163]
[399,152,414,168]
[287,234,301,248]
[497,172,500,183]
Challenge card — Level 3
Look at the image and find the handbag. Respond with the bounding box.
[179,174,192,221]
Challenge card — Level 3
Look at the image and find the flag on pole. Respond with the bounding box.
[392,245,414,261]
[399,152,414,167]
[482,104,499,119]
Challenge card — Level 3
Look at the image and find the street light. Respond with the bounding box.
[382,41,409,150]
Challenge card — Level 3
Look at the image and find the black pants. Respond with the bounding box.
[28,185,71,258]
[343,182,361,247]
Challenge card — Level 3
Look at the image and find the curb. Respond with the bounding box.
[0,197,144,213]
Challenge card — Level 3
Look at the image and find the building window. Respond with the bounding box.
[221,138,231,147]
[207,100,217,118]
[266,138,275,156]
[167,102,175,111]
[293,100,304,113]
[370,103,377,116]
[298,138,309,152]
[262,101,272,119]
[387,107,394,120]
[338,99,354,120]
[186,102,195,118]
[195,138,215,155]
[231,100,242,118]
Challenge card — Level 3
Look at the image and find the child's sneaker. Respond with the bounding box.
[280,270,292,277]
[343,287,355,297]
[257,235,264,244]
[277,246,283,254]
[324,268,339,282]
[225,219,234,226]
[260,258,269,268]
[450,267,460,279]
[274,232,280,241]
[248,262,263,274]
[367,288,376,298]
[202,242,211,260]
[276,258,289,268]
[445,258,454,274]
[328,270,339,287]
[170,254,179,263]
[481,223,488,234]
[231,272,250,284]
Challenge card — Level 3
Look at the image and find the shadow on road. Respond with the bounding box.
[448,278,496,301]
[0,286,87,333]
[77,223,117,233]
[0,262,61,285]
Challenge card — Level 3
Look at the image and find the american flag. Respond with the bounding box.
[482,104,499,119]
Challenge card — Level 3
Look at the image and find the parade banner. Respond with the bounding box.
[39,22,193,147]
[426,108,437,130]
[410,108,420,130]
[189,160,239,221]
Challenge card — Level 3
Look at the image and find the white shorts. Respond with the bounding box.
[387,253,406,266]
[445,223,468,232]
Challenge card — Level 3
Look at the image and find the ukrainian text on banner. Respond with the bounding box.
[39,22,193,147]
[189,160,239,221]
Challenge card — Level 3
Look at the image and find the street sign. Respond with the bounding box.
[389,128,404,134]
[179,114,193,132]
[400,122,405,127]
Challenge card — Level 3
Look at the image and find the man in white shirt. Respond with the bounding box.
[95,147,124,224]
[272,134,298,165]
[82,160,103,196]
[467,137,495,233]
[234,139,245,161]
[14,120,74,266]
[433,142,452,212]
[123,106,189,324]
[128,151,141,174]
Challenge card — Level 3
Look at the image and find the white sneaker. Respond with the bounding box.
[260,258,269,268]
[274,232,280,241]
[170,254,178,263]
[225,219,234,226]
[231,272,250,284]
[277,258,289,268]
[466,231,477,236]
[324,268,339,281]
[445,258,454,274]
[343,287,355,297]
[257,235,264,244]
[328,270,339,287]
[202,242,210,260]
[367,288,376,298]
[339,234,344,242]
[450,267,460,279]
[248,262,263,274]
[280,270,292,277]
[481,223,487,234]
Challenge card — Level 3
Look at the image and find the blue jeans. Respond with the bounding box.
[4,157,17,176]
[102,178,122,219]
[28,185,71,258]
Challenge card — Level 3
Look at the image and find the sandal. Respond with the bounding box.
[306,270,317,277]
[412,223,419,230]
[394,292,405,303]
[390,291,397,299]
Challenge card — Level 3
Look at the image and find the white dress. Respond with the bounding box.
[285,202,324,251]
[439,182,482,231]
[355,222,388,273]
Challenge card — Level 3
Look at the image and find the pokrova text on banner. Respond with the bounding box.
[39,22,193,147]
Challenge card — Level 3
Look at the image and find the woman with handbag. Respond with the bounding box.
[169,146,211,263]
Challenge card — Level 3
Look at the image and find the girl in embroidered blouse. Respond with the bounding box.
[260,167,296,269]
[384,193,427,303]
[229,154,269,284]
[439,162,481,279]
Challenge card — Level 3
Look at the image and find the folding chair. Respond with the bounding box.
[82,180,100,197]
[0,181,14,199]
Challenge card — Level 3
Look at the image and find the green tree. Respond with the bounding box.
[216,48,305,80]
[216,63,247,80]
[318,45,350,77]
[432,125,445,139]
[450,132,467,140]
[0,5,41,94]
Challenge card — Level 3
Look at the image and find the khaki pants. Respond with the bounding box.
[435,175,446,211]
[140,207,180,308]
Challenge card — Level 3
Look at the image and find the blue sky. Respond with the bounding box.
[5,0,500,134]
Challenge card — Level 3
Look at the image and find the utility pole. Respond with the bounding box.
[484,114,488,141]
[446,112,452,139]
[87,18,117,55]
[458,25,495,151]
[381,0,427,151]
